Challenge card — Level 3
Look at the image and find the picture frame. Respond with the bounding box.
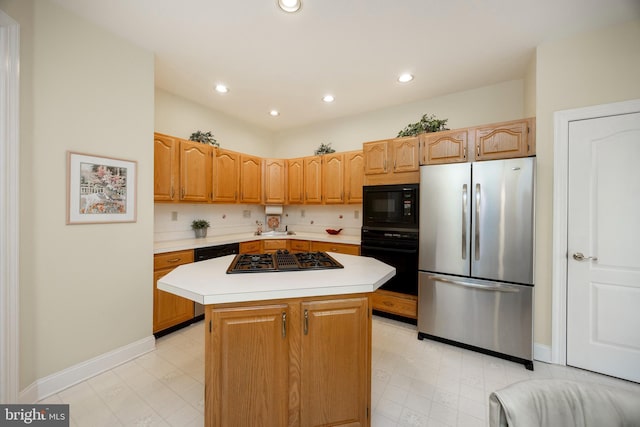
[66,151,137,224]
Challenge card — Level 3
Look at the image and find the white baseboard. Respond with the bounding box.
[533,342,552,364]
[18,336,156,403]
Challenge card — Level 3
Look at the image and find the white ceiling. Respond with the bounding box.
[51,0,640,132]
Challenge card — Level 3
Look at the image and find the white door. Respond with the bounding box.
[567,112,640,382]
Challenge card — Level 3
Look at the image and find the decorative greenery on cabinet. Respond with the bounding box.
[189,130,219,147]
[397,113,449,137]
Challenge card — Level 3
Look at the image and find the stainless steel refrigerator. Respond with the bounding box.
[417,157,535,369]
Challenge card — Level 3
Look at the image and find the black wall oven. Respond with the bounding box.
[361,183,419,307]
[362,184,418,230]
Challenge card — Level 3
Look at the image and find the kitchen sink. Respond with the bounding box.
[256,230,295,236]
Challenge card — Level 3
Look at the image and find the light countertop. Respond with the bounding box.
[157,252,395,305]
[154,231,361,254]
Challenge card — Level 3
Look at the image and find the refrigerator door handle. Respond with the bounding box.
[431,275,520,293]
[462,184,468,260]
[475,183,481,260]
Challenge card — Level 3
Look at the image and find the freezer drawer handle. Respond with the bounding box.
[462,184,468,260]
[432,276,519,293]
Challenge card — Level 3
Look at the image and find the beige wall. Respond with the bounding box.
[534,19,640,347]
[272,80,526,158]
[155,89,274,157]
[1,0,155,389]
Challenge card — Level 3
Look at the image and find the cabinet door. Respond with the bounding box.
[262,239,287,253]
[263,158,286,204]
[153,268,194,333]
[239,240,261,254]
[322,153,344,204]
[391,137,419,172]
[344,150,364,204]
[289,239,310,253]
[363,141,388,175]
[420,130,469,165]
[287,158,304,204]
[310,241,360,255]
[304,156,323,204]
[207,304,289,427]
[474,119,532,160]
[300,297,369,427]
[154,134,179,201]
[213,149,239,202]
[240,154,262,203]
[180,140,212,202]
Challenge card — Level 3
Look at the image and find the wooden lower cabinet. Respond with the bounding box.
[263,239,288,253]
[371,289,417,319]
[289,239,310,253]
[205,295,371,427]
[239,240,261,254]
[310,241,360,256]
[153,250,195,333]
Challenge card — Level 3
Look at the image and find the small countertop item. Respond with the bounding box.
[326,228,342,235]
[157,252,395,305]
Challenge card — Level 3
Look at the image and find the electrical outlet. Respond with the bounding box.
[301,209,306,218]
[171,211,178,221]
[243,210,251,218]
[354,210,359,219]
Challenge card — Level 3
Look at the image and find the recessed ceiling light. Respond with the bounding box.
[322,94,335,103]
[215,84,229,93]
[278,0,301,13]
[398,73,414,83]
[270,110,280,117]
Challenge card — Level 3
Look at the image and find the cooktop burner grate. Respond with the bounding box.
[226,251,344,274]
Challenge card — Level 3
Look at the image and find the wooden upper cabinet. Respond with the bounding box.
[212,149,239,202]
[391,137,419,172]
[263,158,286,205]
[287,158,304,204]
[179,140,212,202]
[344,150,364,204]
[474,118,535,161]
[304,156,323,204]
[363,137,419,185]
[239,154,262,203]
[300,297,369,426]
[420,129,469,165]
[322,153,345,204]
[154,133,179,202]
[363,140,388,175]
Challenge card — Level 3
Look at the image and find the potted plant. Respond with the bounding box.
[189,131,219,147]
[191,219,210,238]
[397,113,449,137]
[314,143,336,155]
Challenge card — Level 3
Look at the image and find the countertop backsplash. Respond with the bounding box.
[154,203,363,242]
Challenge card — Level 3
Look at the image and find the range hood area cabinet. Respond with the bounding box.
[154,132,363,205]
[363,137,420,185]
[419,118,536,165]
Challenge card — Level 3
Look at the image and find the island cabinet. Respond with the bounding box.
[153,250,195,333]
[154,133,180,202]
[473,118,536,161]
[363,137,419,185]
[205,295,371,427]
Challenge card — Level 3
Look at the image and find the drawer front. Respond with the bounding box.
[311,241,360,256]
[240,240,262,254]
[154,250,194,270]
[371,290,417,319]
[263,239,288,251]
[289,240,310,252]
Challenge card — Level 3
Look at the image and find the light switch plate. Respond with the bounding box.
[171,211,178,221]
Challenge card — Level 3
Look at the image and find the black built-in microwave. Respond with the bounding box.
[362,184,419,230]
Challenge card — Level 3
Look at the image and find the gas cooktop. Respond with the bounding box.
[226,251,344,274]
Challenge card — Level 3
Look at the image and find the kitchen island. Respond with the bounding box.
[158,252,395,427]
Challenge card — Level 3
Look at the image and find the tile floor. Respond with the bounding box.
[39,316,639,426]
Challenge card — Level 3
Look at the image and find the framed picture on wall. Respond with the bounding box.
[66,151,137,224]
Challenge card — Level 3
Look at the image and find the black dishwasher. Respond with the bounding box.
[193,243,240,318]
